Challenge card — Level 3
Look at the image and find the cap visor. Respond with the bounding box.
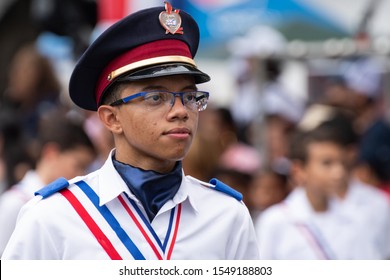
[116,63,210,84]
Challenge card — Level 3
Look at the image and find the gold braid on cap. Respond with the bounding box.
[107,55,196,81]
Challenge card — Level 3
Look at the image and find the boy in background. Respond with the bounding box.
[255,125,354,259]
[0,111,96,255]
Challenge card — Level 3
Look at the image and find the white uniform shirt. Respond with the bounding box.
[254,187,364,260]
[333,179,390,259]
[2,152,259,260]
[0,171,44,255]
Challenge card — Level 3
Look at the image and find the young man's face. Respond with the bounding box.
[104,75,200,172]
[299,141,350,197]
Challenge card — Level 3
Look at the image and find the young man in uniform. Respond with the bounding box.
[2,2,259,260]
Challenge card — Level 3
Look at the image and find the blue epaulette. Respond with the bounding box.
[34,177,70,199]
[209,178,243,201]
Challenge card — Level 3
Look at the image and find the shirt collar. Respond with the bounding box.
[162,171,199,213]
[97,149,135,206]
[95,149,197,215]
[285,187,314,220]
[112,158,182,221]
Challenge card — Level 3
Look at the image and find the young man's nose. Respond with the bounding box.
[168,96,189,119]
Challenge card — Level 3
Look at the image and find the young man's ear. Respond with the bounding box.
[97,105,123,135]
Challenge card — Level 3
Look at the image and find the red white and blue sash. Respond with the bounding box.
[281,202,336,259]
[60,180,181,260]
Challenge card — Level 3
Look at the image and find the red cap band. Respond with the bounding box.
[95,39,192,105]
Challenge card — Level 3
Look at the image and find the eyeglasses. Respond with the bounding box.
[109,90,209,112]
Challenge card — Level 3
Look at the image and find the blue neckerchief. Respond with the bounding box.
[113,158,182,222]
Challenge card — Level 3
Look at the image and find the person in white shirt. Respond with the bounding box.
[316,115,390,259]
[2,2,259,260]
[0,113,96,255]
[334,178,390,259]
[255,125,362,259]
[333,117,390,259]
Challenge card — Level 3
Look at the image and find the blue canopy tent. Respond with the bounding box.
[172,0,350,56]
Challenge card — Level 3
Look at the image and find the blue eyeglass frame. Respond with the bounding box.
[109,90,210,110]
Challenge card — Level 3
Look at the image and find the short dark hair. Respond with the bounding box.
[317,112,358,146]
[100,82,126,106]
[37,111,96,155]
[289,125,347,164]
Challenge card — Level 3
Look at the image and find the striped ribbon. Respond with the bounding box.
[60,180,181,259]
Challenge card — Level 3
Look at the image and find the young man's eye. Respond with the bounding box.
[145,92,164,102]
[184,93,196,102]
[150,94,162,101]
[321,159,333,166]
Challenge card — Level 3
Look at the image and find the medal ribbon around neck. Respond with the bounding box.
[119,193,182,260]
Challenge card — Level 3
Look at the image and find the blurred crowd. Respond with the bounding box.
[1,1,390,260]
[185,44,390,259]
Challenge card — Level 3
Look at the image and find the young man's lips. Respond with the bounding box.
[164,128,191,137]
